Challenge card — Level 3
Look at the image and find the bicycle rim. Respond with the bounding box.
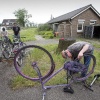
[3,45,12,59]
[14,45,55,81]
[69,54,96,81]
[16,53,23,67]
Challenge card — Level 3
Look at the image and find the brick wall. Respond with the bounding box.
[71,8,100,37]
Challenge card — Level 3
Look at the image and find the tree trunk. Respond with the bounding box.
[56,38,76,53]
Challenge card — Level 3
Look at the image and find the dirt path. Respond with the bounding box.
[26,35,59,45]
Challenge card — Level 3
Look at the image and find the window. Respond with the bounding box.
[6,22,9,25]
[90,20,96,25]
[78,24,82,30]
[77,20,85,32]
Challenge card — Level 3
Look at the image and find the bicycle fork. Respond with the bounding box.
[31,62,46,100]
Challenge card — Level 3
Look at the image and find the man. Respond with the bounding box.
[61,41,94,77]
[61,41,94,93]
[1,27,8,37]
[12,23,20,39]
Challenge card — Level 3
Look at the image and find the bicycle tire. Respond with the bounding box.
[21,42,27,46]
[16,42,27,66]
[14,45,55,81]
[67,53,96,81]
[2,43,13,59]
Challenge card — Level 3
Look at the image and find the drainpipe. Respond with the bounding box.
[68,19,72,37]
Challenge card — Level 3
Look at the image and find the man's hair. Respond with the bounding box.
[13,22,17,25]
[2,27,5,31]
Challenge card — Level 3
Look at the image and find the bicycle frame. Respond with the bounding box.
[32,62,73,100]
[31,59,95,100]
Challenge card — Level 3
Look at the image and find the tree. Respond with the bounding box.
[13,8,32,27]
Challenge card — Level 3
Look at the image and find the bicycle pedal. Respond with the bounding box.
[63,86,74,94]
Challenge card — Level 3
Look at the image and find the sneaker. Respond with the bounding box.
[63,86,74,94]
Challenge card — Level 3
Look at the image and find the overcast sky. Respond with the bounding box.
[0,0,100,24]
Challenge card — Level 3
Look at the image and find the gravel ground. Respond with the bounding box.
[0,35,100,100]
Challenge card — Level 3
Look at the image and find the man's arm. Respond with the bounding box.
[78,44,89,59]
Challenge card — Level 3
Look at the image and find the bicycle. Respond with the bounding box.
[1,36,26,66]
[14,45,96,100]
[0,36,13,59]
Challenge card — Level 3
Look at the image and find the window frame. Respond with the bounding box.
[77,19,85,32]
[90,20,96,25]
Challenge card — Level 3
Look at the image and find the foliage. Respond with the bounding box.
[42,31,54,39]
[37,23,52,31]
[36,23,54,39]
[38,31,45,35]
[13,8,32,27]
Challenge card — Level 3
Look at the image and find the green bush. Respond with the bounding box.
[37,23,52,31]
[42,31,54,39]
[38,31,45,35]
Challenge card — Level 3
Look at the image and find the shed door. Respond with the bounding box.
[58,24,64,38]
[64,24,71,38]
[84,26,94,38]
[58,24,71,38]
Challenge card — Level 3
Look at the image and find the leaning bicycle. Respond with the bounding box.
[0,36,13,59]
[2,37,26,65]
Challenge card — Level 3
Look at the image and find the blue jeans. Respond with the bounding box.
[81,52,93,77]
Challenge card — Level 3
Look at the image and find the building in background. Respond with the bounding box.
[2,19,17,29]
[48,4,100,39]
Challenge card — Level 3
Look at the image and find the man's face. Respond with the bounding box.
[14,23,17,26]
[61,50,68,58]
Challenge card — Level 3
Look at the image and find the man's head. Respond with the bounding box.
[13,23,17,26]
[61,49,72,59]
[61,50,68,58]
[2,27,5,31]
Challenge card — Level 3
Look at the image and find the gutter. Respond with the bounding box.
[68,19,72,37]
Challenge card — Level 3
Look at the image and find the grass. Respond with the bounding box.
[11,42,100,90]
[9,29,100,89]
[8,28,37,42]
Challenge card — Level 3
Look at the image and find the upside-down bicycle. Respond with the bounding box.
[14,45,96,100]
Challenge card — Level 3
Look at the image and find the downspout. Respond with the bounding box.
[68,19,72,37]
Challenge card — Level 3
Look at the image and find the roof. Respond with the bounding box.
[48,4,100,24]
[2,19,17,23]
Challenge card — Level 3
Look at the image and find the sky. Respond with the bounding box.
[0,0,100,24]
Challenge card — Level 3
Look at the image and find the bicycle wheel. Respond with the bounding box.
[20,42,27,55]
[16,43,27,67]
[14,45,55,81]
[3,43,13,59]
[0,40,3,57]
[16,52,23,67]
[22,42,27,46]
[66,53,96,82]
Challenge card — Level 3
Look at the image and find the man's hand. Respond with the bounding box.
[78,44,89,59]
[78,52,83,59]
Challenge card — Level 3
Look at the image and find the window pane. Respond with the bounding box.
[78,24,82,30]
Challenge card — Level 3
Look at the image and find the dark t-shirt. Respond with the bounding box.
[67,41,94,58]
[13,26,20,35]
